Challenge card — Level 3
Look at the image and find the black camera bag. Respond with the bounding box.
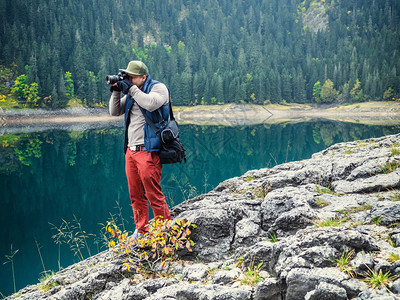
[137,97,186,165]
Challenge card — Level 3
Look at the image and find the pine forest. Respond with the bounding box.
[0,0,399,108]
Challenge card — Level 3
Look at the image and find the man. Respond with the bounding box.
[109,60,171,240]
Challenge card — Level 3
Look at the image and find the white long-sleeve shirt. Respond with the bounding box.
[109,83,169,147]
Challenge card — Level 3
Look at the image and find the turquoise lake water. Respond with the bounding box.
[0,120,399,296]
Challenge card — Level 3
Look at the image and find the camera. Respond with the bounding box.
[105,72,128,85]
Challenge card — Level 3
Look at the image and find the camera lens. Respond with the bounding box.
[105,75,118,85]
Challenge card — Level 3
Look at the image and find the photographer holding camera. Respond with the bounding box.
[108,60,171,240]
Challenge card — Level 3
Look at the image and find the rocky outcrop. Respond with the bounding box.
[8,133,400,299]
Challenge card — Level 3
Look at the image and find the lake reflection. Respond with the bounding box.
[0,121,399,296]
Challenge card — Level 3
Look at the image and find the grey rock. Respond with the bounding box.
[145,282,253,300]
[391,233,400,247]
[138,277,176,294]
[304,282,347,300]
[261,186,316,234]
[353,288,400,300]
[183,264,209,281]
[346,156,389,181]
[242,227,379,278]
[369,201,400,226]
[235,218,260,240]
[350,252,375,276]
[390,261,400,276]
[392,278,400,294]
[176,207,234,261]
[285,268,367,300]
[7,133,400,300]
[374,259,392,274]
[254,277,283,300]
[332,169,400,194]
[212,268,241,284]
[94,279,148,300]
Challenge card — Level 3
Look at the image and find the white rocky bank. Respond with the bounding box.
[7,133,400,300]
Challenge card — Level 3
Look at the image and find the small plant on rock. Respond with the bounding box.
[339,204,373,216]
[106,218,197,276]
[235,256,244,268]
[267,232,278,243]
[315,198,329,208]
[245,176,256,182]
[391,148,400,156]
[313,217,343,227]
[388,253,400,263]
[253,186,269,198]
[378,161,399,174]
[39,272,59,293]
[241,259,263,285]
[315,185,335,195]
[331,249,355,277]
[363,267,397,290]
[393,191,400,202]
[372,216,382,225]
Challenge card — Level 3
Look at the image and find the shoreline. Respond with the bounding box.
[1,102,399,130]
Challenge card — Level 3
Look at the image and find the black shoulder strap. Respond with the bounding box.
[136,89,173,138]
[137,104,162,139]
[156,88,174,123]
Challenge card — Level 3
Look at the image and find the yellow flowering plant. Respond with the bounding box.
[105,218,196,276]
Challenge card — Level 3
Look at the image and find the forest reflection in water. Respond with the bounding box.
[0,120,399,296]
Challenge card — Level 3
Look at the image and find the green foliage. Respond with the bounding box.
[350,79,363,102]
[10,74,27,101]
[391,148,400,156]
[320,79,337,103]
[10,74,40,108]
[383,87,395,101]
[132,46,149,62]
[253,186,269,199]
[314,184,335,195]
[241,259,264,285]
[39,271,58,293]
[13,135,43,166]
[378,161,399,174]
[389,253,400,263]
[313,217,343,227]
[363,267,397,289]
[64,72,74,98]
[339,204,373,216]
[315,198,329,207]
[267,232,278,243]
[331,249,355,277]
[312,81,322,103]
[372,217,382,225]
[393,192,400,202]
[245,176,256,182]
[0,64,16,95]
[235,256,244,268]
[1,0,400,106]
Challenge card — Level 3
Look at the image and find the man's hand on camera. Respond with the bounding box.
[110,84,121,93]
[117,78,133,94]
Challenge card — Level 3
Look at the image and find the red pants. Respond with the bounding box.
[125,149,171,233]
